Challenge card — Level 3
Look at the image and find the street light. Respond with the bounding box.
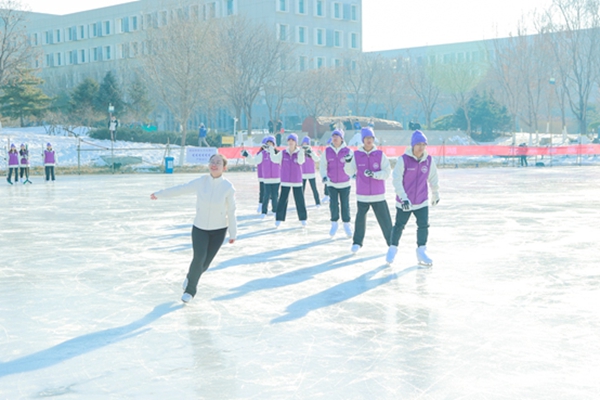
[108,103,115,173]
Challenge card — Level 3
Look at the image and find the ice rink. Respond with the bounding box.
[1,167,599,399]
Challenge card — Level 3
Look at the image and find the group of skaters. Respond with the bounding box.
[151,127,440,304]
[5,142,57,184]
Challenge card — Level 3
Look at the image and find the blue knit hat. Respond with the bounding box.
[301,136,311,145]
[411,130,428,147]
[265,135,276,144]
[287,133,298,142]
[261,137,268,144]
[331,129,344,139]
[361,127,375,142]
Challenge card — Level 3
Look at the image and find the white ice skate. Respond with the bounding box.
[416,246,433,267]
[256,203,262,213]
[329,221,338,237]
[343,223,353,238]
[386,246,398,265]
[181,293,193,303]
[351,244,361,254]
[321,195,330,204]
[301,220,307,228]
[275,220,281,228]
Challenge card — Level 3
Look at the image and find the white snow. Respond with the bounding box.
[1,166,599,398]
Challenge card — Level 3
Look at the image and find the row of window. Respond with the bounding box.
[277,0,359,21]
[278,25,358,48]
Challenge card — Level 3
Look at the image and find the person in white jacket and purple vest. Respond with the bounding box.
[300,136,321,207]
[320,129,353,238]
[269,133,307,227]
[344,127,393,253]
[242,136,281,218]
[43,143,57,182]
[151,153,237,303]
[387,130,440,266]
[7,144,19,184]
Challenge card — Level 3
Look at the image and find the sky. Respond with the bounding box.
[21,0,553,51]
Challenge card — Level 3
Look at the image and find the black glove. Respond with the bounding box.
[305,148,312,156]
[401,200,411,211]
[261,144,269,150]
[364,169,374,178]
[322,176,328,183]
[241,150,249,157]
[344,154,353,163]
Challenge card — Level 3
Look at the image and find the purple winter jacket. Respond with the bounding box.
[355,150,385,200]
[19,149,29,166]
[8,151,19,167]
[272,148,304,187]
[256,149,265,181]
[323,146,351,188]
[396,154,432,205]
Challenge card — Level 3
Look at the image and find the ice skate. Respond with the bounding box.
[416,245,433,266]
[300,220,307,228]
[351,244,361,254]
[386,246,398,265]
[321,195,330,204]
[256,203,262,213]
[329,221,338,237]
[343,223,353,238]
[260,214,266,219]
[181,293,193,303]
[275,220,281,228]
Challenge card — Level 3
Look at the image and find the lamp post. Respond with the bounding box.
[108,104,115,173]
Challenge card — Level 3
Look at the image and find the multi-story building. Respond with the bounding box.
[25,0,363,131]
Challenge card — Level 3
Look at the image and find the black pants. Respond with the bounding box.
[258,181,265,204]
[323,184,329,197]
[302,178,321,205]
[353,200,392,247]
[185,226,227,297]
[262,183,279,214]
[45,166,55,181]
[276,186,307,221]
[391,206,429,247]
[520,156,528,166]
[328,186,351,223]
[8,168,19,182]
[20,167,29,180]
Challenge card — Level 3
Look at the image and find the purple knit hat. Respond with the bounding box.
[265,135,276,144]
[10,144,15,148]
[47,143,52,147]
[261,137,269,144]
[301,136,311,145]
[331,129,344,139]
[287,133,298,142]
[361,127,375,141]
[411,130,428,147]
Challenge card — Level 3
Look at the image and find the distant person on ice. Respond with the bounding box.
[19,144,32,184]
[198,123,209,147]
[108,115,119,140]
[344,127,393,254]
[7,144,19,184]
[300,136,321,207]
[242,136,280,218]
[151,154,237,304]
[387,130,440,266]
[43,143,57,182]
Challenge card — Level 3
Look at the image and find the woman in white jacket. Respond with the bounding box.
[151,154,237,303]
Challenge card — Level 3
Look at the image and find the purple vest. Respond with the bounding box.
[325,146,351,184]
[44,150,56,165]
[8,151,19,166]
[302,154,316,174]
[280,150,302,184]
[355,150,385,196]
[396,154,432,205]
[256,149,265,179]
[262,151,281,180]
[19,150,29,166]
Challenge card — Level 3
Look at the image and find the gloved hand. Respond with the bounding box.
[344,154,353,163]
[364,169,374,178]
[305,148,312,156]
[241,150,249,157]
[401,199,411,211]
[261,144,269,150]
[431,193,440,206]
[322,176,328,183]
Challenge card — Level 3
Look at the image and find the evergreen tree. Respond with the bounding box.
[0,70,51,126]
[127,75,153,123]
[454,91,511,141]
[95,71,125,116]
[70,78,100,127]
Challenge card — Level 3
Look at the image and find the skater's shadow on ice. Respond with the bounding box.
[0,302,182,378]
[213,254,381,301]
[210,238,331,272]
[235,227,280,241]
[271,265,421,324]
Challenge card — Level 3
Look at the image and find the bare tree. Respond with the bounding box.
[212,16,294,136]
[403,53,441,129]
[142,12,213,165]
[0,0,40,86]
[263,57,299,132]
[343,53,388,117]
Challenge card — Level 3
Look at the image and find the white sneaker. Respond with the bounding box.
[329,221,338,237]
[275,220,281,228]
[260,214,266,219]
[257,203,262,213]
[182,278,188,291]
[416,245,433,266]
[300,220,307,227]
[181,293,193,303]
[316,204,321,209]
[351,244,361,253]
[386,246,398,264]
[343,223,353,238]
[321,195,330,204]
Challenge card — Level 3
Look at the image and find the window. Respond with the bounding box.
[277,0,287,12]
[131,16,138,30]
[55,29,61,43]
[68,50,77,65]
[315,28,324,46]
[299,56,307,71]
[90,23,97,37]
[93,47,99,61]
[79,25,85,39]
[56,52,62,66]
[105,45,111,60]
[204,3,215,20]
[191,6,199,19]
[226,0,234,15]
[44,30,53,44]
[316,57,324,68]
[334,30,341,47]
[351,5,358,21]
[104,21,111,35]
[333,2,341,19]
[350,32,358,49]
[132,42,139,57]
[297,0,306,14]
[278,24,288,41]
[80,49,86,63]
[333,58,341,67]
[45,54,53,67]
[315,0,324,16]
[297,26,307,44]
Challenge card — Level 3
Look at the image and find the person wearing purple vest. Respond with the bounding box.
[344,127,392,253]
[320,129,353,238]
[243,136,281,218]
[242,137,268,214]
[19,144,32,184]
[7,144,19,184]
[43,143,57,182]
[269,133,307,227]
[300,136,321,207]
[387,130,440,266]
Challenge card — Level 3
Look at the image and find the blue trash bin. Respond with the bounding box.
[165,157,174,174]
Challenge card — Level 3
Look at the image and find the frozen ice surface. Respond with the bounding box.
[1,167,599,399]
